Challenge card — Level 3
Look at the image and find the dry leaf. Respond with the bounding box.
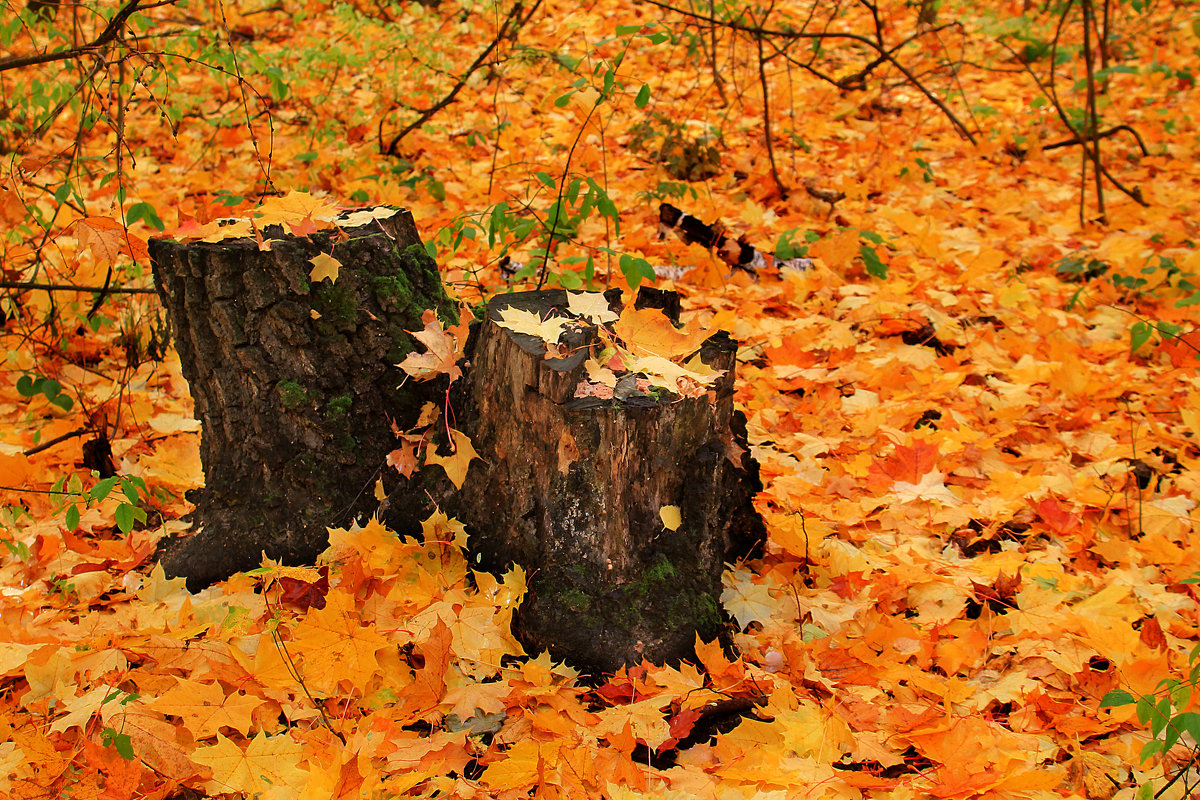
[309,252,341,283]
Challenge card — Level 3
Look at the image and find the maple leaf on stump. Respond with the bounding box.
[399,308,468,382]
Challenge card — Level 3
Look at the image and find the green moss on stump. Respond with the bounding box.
[277,379,309,410]
[327,394,353,418]
[311,283,359,334]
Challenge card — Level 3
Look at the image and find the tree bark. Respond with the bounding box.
[150,209,455,591]
[446,288,764,675]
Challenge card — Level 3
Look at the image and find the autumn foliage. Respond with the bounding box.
[2,0,1200,796]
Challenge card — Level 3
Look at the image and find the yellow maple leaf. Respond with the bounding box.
[337,206,398,228]
[200,218,253,243]
[291,589,388,692]
[255,190,340,232]
[659,505,681,531]
[720,566,777,629]
[425,429,479,489]
[494,306,571,343]
[567,291,617,323]
[150,679,259,738]
[308,252,341,283]
[421,508,469,548]
[809,228,859,269]
[193,731,307,797]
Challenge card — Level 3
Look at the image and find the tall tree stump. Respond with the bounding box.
[449,289,764,674]
[150,209,455,590]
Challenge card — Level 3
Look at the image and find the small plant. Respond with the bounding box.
[16,374,74,412]
[100,688,140,761]
[52,472,150,534]
[1101,575,1200,799]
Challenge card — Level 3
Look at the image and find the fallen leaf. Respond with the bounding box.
[426,429,479,489]
[494,306,572,343]
[308,252,341,283]
[659,505,681,531]
[399,310,463,382]
[567,291,617,323]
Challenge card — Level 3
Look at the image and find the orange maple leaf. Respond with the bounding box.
[612,305,709,360]
[387,433,425,478]
[403,618,454,717]
[399,310,464,382]
[872,441,940,485]
[74,216,149,265]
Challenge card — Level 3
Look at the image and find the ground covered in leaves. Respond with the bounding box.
[1,0,1200,796]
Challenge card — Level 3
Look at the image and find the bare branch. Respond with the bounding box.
[0,280,157,294]
[0,0,177,72]
[642,0,978,143]
[381,0,540,156]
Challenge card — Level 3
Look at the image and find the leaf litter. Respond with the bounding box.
[1,0,1199,796]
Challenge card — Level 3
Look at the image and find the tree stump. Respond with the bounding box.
[448,288,764,675]
[150,209,455,590]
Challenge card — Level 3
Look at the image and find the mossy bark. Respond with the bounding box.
[446,289,764,675]
[150,209,454,590]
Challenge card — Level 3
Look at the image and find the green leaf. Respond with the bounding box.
[1136,695,1155,725]
[1151,697,1171,735]
[860,244,888,279]
[556,270,583,289]
[65,504,79,531]
[1130,321,1153,353]
[51,395,73,411]
[126,201,164,231]
[121,479,140,505]
[1176,710,1200,742]
[535,171,555,188]
[16,376,35,397]
[39,379,61,400]
[1100,689,1136,708]
[635,84,650,108]
[1138,739,1162,764]
[619,254,656,290]
[554,91,574,107]
[115,503,135,534]
[565,178,582,206]
[615,24,641,34]
[90,477,118,502]
[102,728,136,761]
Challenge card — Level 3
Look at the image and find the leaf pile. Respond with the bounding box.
[2,0,1200,796]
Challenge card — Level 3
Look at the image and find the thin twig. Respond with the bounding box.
[0,281,157,294]
[643,0,977,143]
[23,428,91,457]
[0,0,177,72]
[381,0,538,155]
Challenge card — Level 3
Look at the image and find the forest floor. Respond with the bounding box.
[1,0,1200,797]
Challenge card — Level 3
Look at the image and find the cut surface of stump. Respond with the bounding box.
[150,208,455,590]
[448,288,764,674]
